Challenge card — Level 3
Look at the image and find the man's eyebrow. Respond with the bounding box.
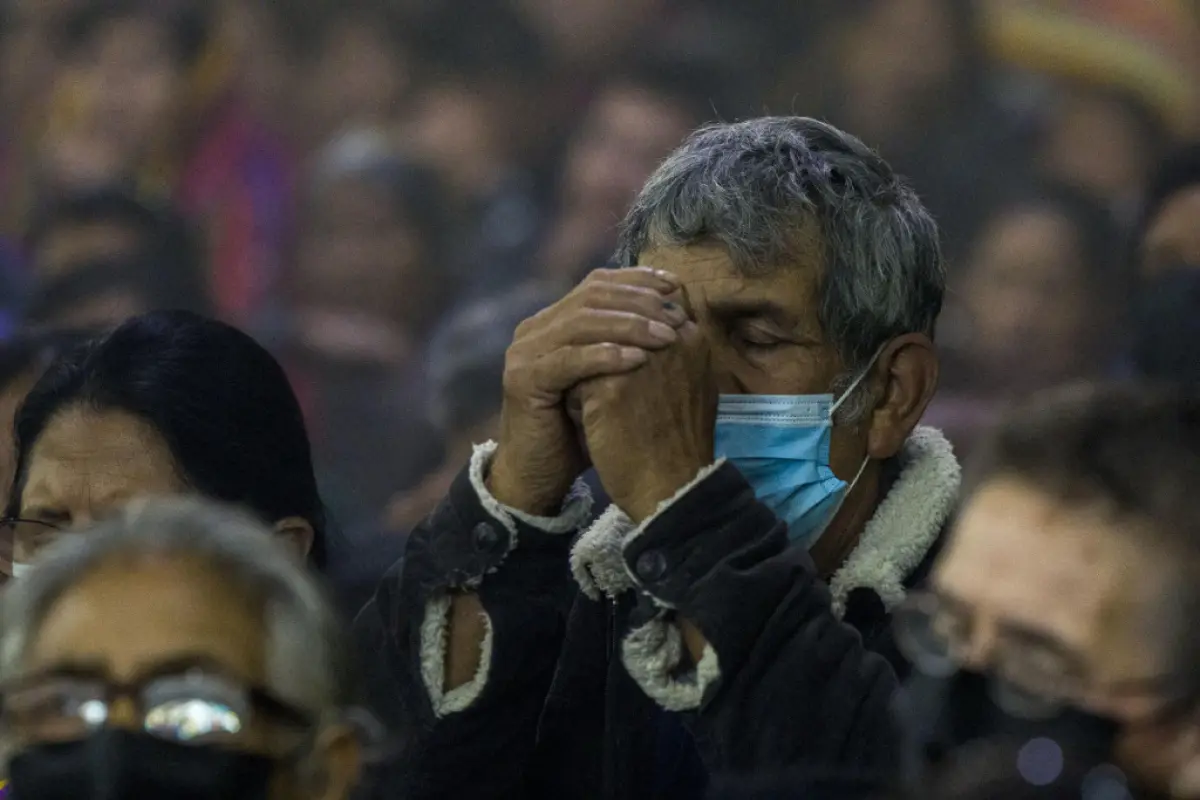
[704,297,799,325]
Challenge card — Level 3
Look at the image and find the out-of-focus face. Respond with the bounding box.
[309,19,408,138]
[10,406,184,569]
[1039,90,1152,207]
[33,219,145,279]
[516,0,664,65]
[405,83,501,198]
[932,476,1200,796]
[224,4,293,133]
[34,287,149,333]
[561,85,694,219]
[1140,185,1200,277]
[961,208,1097,388]
[297,177,422,321]
[14,554,351,799]
[49,16,184,186]
[839,0,959,143]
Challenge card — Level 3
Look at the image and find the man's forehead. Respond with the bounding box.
[638,240,823,313]
[935,478,1170,664]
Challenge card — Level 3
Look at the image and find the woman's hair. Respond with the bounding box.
[6,311,328,569]
[0,330,96,395]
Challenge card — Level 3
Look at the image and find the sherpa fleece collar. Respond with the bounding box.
[569,426,961,618]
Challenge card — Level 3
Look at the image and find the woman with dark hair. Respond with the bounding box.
[1,310,328,579]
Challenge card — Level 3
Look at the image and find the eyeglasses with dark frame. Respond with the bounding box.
[0,518,69,565]
[893,590,1191,721]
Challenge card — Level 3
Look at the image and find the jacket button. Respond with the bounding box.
[635,550,669,583]
[471,522,504,554]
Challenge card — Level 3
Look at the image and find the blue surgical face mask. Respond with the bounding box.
[713,364,875,549]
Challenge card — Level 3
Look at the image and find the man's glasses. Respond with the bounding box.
[893,591,1187,721]
[0,669,313,746]
[0,518,68,565]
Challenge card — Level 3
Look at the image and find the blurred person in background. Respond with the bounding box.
[898,384,1200,799]
[384,282,564,535]
[23,186,200,281]
[21,255,212,333]
[1130,267,1200,388]
[939,184,1122,397]
[359,117,958,798]
[21,186,211,321]
[1126,144,1200,387]
[515,0,667,79]
[0,497,363,800]
[1134,144,1200,277]
[401,1,550,301]
[535,61,723,288]
[216,0,316,148]
[28,0,292,324]
[278,131,446,526]
[812,0,1028,259]
[0,311,334,586]
[1034,85,1167,221]
[982,0,1200,221]
[304,1,413,151]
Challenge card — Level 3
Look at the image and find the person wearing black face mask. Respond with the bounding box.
[0,498,367,800]
[891,385,1200,799]
[1130,264,1200,387]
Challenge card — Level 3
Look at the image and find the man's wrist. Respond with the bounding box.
[487,451,570,517]
[619,464,709,523]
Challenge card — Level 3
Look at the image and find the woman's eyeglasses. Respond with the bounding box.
[0,669,313,746]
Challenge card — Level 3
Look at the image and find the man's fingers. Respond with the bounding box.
[585,266,679,295]
[578,282,689,328]
[547,309,678,349]
[532,343,648,393]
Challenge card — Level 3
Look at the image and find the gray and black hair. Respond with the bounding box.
[615,116,946,374]
[0,498,358,717]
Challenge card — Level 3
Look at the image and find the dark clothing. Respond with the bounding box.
[705,770,890,799]
[355,454,946,799]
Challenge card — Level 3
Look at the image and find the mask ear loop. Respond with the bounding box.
[812,343,888,543]
[829,343,889,420]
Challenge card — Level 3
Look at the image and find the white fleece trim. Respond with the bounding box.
[569,460,726,601]
[827,426,960,616]
[621,615,723,711]
[570,427,959,619]
[418,594,495,717]
[468,441,594,539]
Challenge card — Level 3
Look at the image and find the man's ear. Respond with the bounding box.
[866,333,939,460]
[274,516,315,560]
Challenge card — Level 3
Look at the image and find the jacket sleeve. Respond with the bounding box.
[614,461,900,775]
[355,442,591,799]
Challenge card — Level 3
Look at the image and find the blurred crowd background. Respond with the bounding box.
[1,0,1199,551]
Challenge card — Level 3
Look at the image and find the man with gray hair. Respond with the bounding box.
[359,116,960,797]
[0,497,364,800]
